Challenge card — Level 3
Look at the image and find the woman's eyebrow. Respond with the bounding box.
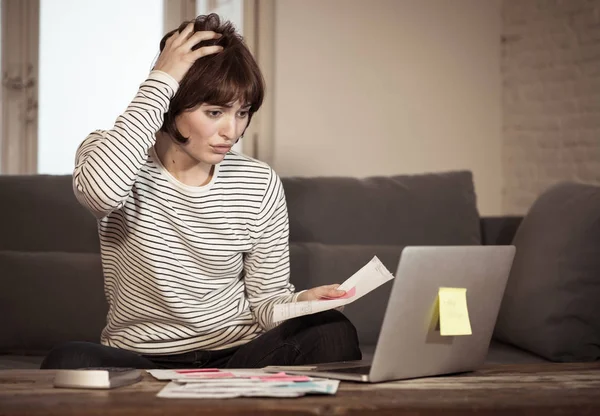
[206,102,251,110]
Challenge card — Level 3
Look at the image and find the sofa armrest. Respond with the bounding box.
[480,216,523,246]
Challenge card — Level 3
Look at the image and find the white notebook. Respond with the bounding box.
[53,368,142,389]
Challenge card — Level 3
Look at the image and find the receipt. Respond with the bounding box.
[273,256,395,322]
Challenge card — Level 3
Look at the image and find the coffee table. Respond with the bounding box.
[1,363,600,415]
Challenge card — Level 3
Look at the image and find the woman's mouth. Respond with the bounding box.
[211,145,232,154]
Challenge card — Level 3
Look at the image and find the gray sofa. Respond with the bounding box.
[1,170,598,369]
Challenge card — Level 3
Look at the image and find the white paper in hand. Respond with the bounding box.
[273,256,394,322]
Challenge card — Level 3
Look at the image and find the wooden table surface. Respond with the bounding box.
[1,363,600,415]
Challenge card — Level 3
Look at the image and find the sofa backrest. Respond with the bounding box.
[479,216,523,246]
[0,175,99,253]
[283,171,481,245]
[0,175,105,355]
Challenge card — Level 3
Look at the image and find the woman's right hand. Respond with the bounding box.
[153,22,223,83]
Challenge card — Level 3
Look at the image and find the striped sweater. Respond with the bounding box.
[73,70,299,355]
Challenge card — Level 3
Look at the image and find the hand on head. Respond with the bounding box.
[154,22,223,83]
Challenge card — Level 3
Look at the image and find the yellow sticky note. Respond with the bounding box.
[438,287,472,336]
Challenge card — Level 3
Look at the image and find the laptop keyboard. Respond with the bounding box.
[324,365,372,374]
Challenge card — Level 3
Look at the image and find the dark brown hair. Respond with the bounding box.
[159,14,265,143]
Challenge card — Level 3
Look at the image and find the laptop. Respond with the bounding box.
[266,245,516,383]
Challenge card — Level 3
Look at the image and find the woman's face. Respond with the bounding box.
[174,100,250,165]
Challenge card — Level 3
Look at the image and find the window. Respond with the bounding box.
[37,0,163,174]
[196,0,243,33]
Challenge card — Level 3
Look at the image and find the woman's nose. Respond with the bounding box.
[220,116,237,140]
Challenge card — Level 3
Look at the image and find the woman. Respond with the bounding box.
[41,14,361,369]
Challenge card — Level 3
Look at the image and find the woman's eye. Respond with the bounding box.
[206,110,222,118]
[238,111,249,118]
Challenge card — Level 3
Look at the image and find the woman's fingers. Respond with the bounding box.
[163,31,178,48]
[191,45,224,60]
[183,30,222,51]
[297,284,345,302]
[172,22,195,46]
[319,284,345,299]
[154,28,224,82]
[187,30,224,60]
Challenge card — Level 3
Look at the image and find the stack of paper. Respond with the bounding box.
[148,369,339,398]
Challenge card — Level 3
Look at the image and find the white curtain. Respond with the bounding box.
[0,0,39,174]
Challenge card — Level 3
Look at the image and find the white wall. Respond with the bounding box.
[272,0,502,215]
[38,0,163,174]
[502,0,600,215]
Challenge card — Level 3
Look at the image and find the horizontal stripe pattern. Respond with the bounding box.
[73,71,297,355]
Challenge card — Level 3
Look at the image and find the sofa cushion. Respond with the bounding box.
[0,251,107,355]
[282,171,481,245]
[290,243,403,346]
[494,183,600,362]
[0,175,99,253]
[484,340,548,365]
[0,355,45,370]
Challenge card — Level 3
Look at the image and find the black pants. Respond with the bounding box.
[40,310,362,369]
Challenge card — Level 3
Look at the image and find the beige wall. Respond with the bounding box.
[502,0,600,215]
[272,0,503,215]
